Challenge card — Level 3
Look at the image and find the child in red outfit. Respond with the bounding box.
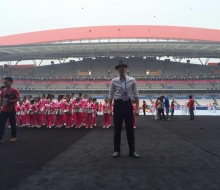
[44,99,55,128]
[64,97,72,128]
[74,97,83,128]
[16,100,26,127]
[54,95,65,128]
[102,98,111,128]
[85,97,94,129]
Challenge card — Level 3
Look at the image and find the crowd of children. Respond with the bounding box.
[9,93,138,129]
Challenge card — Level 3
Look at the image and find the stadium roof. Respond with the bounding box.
[0,25,220,62]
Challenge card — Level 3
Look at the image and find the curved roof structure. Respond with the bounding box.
[0,26,220,62]
[1,25,220,45]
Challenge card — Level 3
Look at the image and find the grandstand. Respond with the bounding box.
[1,25,220,106]
[1,58,220,106]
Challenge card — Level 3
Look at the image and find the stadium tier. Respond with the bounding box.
[3,58,215,78]
[1,58,220,105]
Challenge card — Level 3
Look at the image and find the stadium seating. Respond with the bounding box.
[4,58,220,80]
[2,58,220,107]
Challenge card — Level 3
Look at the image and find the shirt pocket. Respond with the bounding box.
[115,83,122,91]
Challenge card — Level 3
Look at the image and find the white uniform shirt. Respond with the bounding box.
[108,75,139,100]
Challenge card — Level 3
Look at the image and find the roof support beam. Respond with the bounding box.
[162,44,167,49]
[38,60,43,67]
[32,60,37,67]
[200,44,212,50]
[15,60,20,65]
[198,58,204,65]
[28,47,39,52]
[0,50,14,54]
[57,59,66,64]
[12,48,25,53]
[186,44,195,49]
[205,58,210,65]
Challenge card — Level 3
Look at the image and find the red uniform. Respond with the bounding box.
[40,98,47,125]
[28,104,36,127]
[85,102,95,128]
[54,101,65,128]
[73,102,83,128]
[0,87,20,112]
[24,100,30,126]
[16,103,26,127]
[92,103,97,126]
[81,99,88,126]
[171,102,175,110]
[102,103,111,128]
[35,102,45,127]
[64,101,73,128]
[188,99,194,109]
[99,103,103,112]
[44,102,55,128]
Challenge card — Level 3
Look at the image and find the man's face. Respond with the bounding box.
[3,79,11,87]
[117,66,126,75]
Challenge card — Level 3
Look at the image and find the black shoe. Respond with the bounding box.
[112,152,120,158]
[129,152,140,158]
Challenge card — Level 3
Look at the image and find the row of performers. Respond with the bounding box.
[13,96,138,129]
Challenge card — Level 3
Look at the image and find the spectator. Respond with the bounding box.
[0,77,20,143]
[142,100,146,116]
[157,96,166,121]
[164,96,170,119]
[187,95,195,120]
[170,101,175,117]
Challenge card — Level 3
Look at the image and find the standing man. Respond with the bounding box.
[0,77,20,142]
[108,60,140,158]
[164,96,170,119]
[142,100,146,117]
[188,95,195,120]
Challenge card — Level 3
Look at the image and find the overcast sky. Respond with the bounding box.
[0,0,219,65]
[1,0,220,36]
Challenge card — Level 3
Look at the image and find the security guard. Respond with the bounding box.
[108,60,140,158]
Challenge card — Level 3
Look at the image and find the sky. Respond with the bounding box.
[0,0,220,65]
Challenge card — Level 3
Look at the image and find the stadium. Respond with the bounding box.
[1,25,220,107]
[1,21,220,190]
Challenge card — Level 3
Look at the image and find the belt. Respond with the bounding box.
[114,99,131,102]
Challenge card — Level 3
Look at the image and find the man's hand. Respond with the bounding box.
[135,109,139,116]
[108,110,112,116]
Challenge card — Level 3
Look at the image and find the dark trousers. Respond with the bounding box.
[143,109,145,116]
[189,108,194,120]
[158,108,166,120]
[113,99,135,153]
[171,109,174,116]
[0,111,17,140]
